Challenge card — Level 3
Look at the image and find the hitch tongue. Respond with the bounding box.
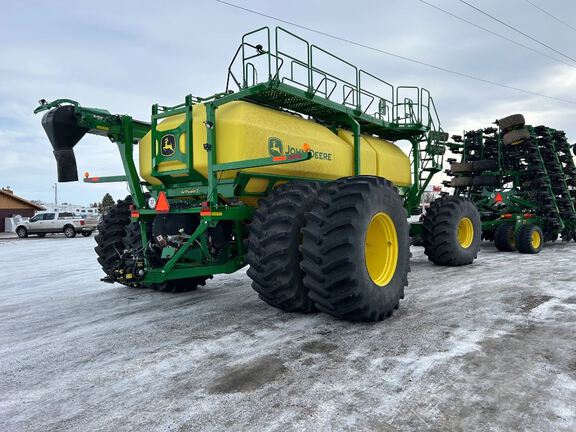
[41,105,89,182]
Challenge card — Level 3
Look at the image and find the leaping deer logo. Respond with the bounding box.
[161,134,176,156]
[268,137,283,156]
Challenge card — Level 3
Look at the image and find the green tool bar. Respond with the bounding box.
[83,175,127,183]
[34,99,151,140]
[144,259,242,283]
[213,152,312,172]
[136,206,253,220]
[163,182,234,199]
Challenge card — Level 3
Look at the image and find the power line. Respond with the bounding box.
[416,0,575,70]
[456,0,576,64]
[213,0,576,105]
[523,0,576,33]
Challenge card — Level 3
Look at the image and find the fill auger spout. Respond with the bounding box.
[40,104,89,182]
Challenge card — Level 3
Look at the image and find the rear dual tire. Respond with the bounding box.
[95,197,132,275]
[301,176,410,321]
[494,223,543,254]
[516,224,543,254]
[246,176,410,322]
[494,223,516,252]
[245,182,321,313]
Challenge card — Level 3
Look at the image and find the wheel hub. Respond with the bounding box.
[457,217,474,249]
[365,212,398,286]
[531,230,541,249]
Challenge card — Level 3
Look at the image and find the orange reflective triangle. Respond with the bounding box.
[156,191,170,213]
[495,193,503,203]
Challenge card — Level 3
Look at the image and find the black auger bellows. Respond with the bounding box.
[41,105,89,182]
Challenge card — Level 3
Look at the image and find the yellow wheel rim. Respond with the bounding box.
[365,212,398,286]
[457,217,474,249]
[531,230,541,249]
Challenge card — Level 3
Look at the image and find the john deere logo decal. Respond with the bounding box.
[161,134,176,156]
[268,137,283,157]
[266,136,333,161]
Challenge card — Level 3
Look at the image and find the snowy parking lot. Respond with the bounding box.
[1,235,575,431]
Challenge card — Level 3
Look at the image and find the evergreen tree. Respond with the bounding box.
[98,193,116,214]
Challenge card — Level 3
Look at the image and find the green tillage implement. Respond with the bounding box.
[446,115,576,253]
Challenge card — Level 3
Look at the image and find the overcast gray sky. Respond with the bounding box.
[2,0,576,205]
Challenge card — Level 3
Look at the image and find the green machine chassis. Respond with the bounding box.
[35,26,448,285]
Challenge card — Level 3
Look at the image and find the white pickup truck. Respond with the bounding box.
[15,211,98,238]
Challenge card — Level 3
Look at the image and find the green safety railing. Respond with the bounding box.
[226,26,443,134]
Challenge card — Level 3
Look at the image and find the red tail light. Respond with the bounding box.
[129,204,140,218]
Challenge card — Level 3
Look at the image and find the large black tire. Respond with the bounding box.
[422,196,481,266]
[301,176,410,322]
[503,128,530,145]
[95,196,132,276]
[494,223,516,252]
[123,223,212,293]
[498,114,525,133]
[516,224,543,254]
[245,182,321,313]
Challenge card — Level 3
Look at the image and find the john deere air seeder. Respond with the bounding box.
[445,114,576,254]
[35,27,481,321]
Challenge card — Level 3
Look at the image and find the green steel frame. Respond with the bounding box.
[35,26,449,285]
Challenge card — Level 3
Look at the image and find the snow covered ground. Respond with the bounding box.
[0,235,575,431]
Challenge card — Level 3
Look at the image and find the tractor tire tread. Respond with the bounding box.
[245,181,322,313]
[422,196,481,266]
[301,176,410,322]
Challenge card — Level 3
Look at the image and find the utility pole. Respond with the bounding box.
[53,183,58,205]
